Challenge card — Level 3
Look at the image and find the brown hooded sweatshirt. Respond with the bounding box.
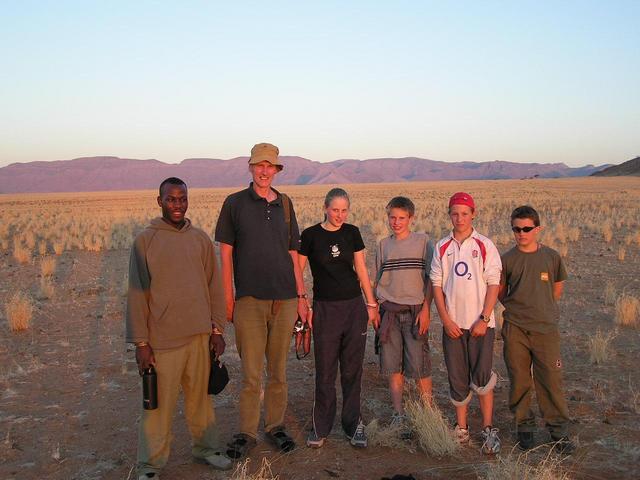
[125,217,226,350]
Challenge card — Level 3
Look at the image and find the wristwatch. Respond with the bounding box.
[479,314,489,323]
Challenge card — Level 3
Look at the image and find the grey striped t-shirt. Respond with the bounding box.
[375,232,434,306]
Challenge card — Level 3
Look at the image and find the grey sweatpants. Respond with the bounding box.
[442,328,496,406]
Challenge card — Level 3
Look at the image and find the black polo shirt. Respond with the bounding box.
[215,183,300,300]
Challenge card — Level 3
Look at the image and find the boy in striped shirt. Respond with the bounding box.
[375,197,434,438]
[430,192,502,454]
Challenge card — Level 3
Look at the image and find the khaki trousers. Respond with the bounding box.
[234,296,298,437]
[137,334,220,475]
[502,322,570,439]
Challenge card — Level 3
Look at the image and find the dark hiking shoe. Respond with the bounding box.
[517,431,535,450]
[552,437,575,455]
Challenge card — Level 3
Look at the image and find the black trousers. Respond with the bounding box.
[311,296,368,438]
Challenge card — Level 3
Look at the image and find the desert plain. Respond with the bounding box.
[1,177,639,479]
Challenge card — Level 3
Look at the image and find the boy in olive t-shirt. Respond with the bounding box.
[498,205,574,454]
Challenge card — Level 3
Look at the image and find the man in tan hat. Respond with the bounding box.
[215,143,309,459]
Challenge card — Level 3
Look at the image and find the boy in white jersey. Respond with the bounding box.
[430,192,502,454]
[375,197,434,439]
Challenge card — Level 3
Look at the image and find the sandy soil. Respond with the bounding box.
[1,182,640,480]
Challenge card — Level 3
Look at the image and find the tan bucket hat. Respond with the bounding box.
[248,143,283,171]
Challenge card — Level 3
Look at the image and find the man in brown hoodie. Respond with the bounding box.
[126,177,231,479]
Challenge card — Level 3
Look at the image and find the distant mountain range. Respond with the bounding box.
[0,155,610,193]
[591,157,640,177]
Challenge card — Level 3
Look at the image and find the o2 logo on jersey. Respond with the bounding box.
[454,261,472,280]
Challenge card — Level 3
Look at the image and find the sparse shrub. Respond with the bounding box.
[24,231,37,249]
[53,241,65,255]
[405,398,459,457]
[231,457,278,480]
[589,330,616,364]
[13,242,31,264]
[41,256,57,277]
[604,281,617,306]
[38,240,48,256]
[479,445,570,479]
[5,292,34,331]
[365,418,407,450]
[567,227,580,242]
[615,294,640,328]
[39,277,55,300]
[558,243,568,258]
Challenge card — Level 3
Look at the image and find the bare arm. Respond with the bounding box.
[297,253,314,327]
[553,281,564,301]
[470,284,500,337]
[433,285,462,338]
[289,250,309,323]
[219,242,235,323]
[482,285,500,317]
[498,281,507,302]
[354,250,379,326]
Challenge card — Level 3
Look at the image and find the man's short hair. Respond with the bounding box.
[159,177,187,196]
[386,196,415,217]
[511,205,540,227]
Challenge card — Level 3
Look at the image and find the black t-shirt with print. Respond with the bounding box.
[299,223,365,301]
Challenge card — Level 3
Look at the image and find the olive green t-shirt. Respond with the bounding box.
[500,244,567,333]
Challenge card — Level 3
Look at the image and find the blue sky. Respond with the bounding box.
[1,1,638,167]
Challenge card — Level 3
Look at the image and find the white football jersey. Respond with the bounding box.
[430,229,502,329]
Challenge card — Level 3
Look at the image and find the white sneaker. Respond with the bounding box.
[390,412,412,440]
[306,430,326,448]
[481,426,501,454]
[201,452,233,470]
[349,420,367,448]
[454,424,470,444]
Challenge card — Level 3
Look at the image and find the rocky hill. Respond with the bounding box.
[591,157,640,177]
[0,155,608,193]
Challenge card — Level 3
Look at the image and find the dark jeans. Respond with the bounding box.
[311,296,368,438]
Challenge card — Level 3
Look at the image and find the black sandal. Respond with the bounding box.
[226,433,257,459]
[266,426,296,453]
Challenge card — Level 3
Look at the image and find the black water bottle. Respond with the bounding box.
[142,366,158,410]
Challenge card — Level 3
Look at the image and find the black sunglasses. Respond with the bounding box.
[511,226,536,233]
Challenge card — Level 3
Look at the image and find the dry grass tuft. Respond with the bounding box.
[405,399,459,457]
[39,277,55,300]
[13,242,31,264]
[615,294,640,328]
[480,445,570,479]
[617,246,626,262]
[588,330,616,364]
[38,240,48,256]
[603,281,617,306]
[231,457,279,480]
[5,292,34,332]
[365,418,407,450]
[53,241,65,255]
[41,256,57,277]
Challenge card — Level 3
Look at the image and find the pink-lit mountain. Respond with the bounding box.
[0,156,608,193]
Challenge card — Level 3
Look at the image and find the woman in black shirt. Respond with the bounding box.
[298,188,378,449]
